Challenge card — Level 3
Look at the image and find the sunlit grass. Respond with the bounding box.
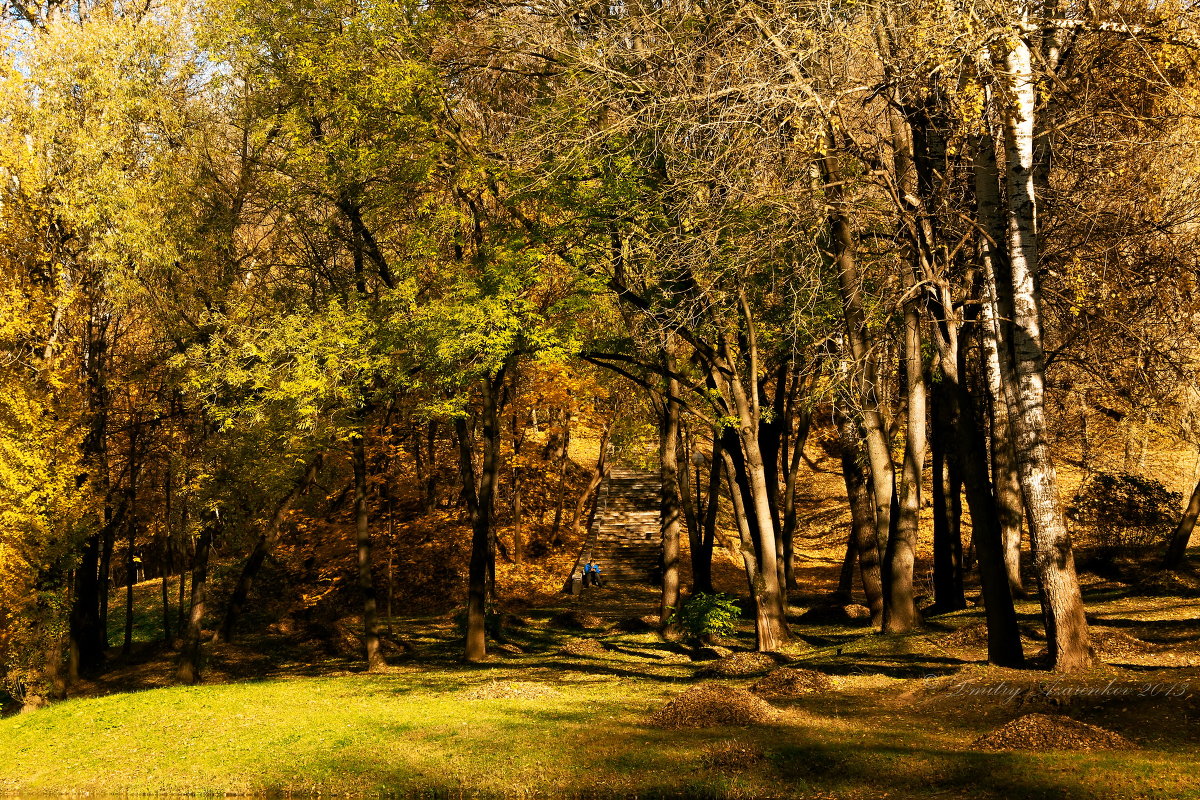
[3,578,1200,798]
[2,659,1199,799]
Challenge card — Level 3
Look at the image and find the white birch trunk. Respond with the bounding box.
[975,124,1027,599]
[998,31,1090,671]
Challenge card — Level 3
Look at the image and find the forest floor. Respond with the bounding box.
[1,555,1199,799]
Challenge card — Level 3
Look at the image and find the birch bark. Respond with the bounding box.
[996,30,1090,671]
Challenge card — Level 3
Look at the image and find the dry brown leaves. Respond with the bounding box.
[560,637,608,657]
[697,652,784,678]
[461,680,559,700]
[750,667,834,698]
[972,713,1137,751]
[549,610,606,631]
[942,622,992,649]
[649,683,779,729]
[1088,628,1161,658]
[797,603,872,624]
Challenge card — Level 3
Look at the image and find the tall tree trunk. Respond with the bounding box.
[997,33,1090,671]
[724,428,763,564]
[997,451,1025,596]
[742,456,788,652]
[177,497,190,639]
[161,462,173,645]
[759,365,788,598]
[714,315,790,651]
[123,426,141,656]
[1163,478,1200,569]
[68,532,105,680]
[681,430,722,596]
[875,29,929,635]
[659,345,682,630]
[412,420,440,513]
[177,565,188,641]
[920,120,1024,666]
[936,323,1025,667]
[549,412,572,546]
[883,277,927,633]
[984,343,1026,599]
[677,420,702,588]
[975,121,1027,600]
[78,308,114,666]
[69,503,125,678]
[780,405,811,590]
[834,532,856,602]
[42,625,67,703]
[720,448,772,650]
[697,434,723,596]
[98,523,114,644]
[930,381,966,612]
[354,427,385,671]
[462,362,509,663]
[177,513,215,685]
[837,408,885,626]
[512,400,524,565]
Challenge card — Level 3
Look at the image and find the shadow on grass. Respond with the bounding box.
[793,656,967,680]
[472,656,698,684]
[297,712,1199,800]
[1084,616,1200,644]
[770,740,1164,800]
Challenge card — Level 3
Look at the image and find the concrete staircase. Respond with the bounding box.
[583,469,662,585]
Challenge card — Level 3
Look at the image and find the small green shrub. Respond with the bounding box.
[669,593,741,643]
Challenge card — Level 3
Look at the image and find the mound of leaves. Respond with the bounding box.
[307,617,371,658]
[462,681,558,700]
[649,683,779,729]
[692,645,733,661]
[944,621,1044,650]
[699,740,766,771]
[1136,569,1200,597]
[560,637,608,657]
[797,603,872,625]
[549,610,606,631]
[943,622,991,649]
[697,652,786,678]
[1089,628,1160,658]
[750,667,833,698]
[614,615,660,633]
[1030,629,1163,664]
[972,713,1137,751]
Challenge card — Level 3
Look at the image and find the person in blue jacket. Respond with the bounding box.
[583,561,605,588]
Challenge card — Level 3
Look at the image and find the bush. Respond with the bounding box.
[452,604,508,640]
[669,593,741,643]
[1067,472,1181,550]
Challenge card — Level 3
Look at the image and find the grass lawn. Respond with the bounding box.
[3,584,1200,799]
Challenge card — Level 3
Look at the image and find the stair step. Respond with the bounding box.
[571,468,666,586]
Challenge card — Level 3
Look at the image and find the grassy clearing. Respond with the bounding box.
[3,583,1200,799]
[1,669,690,797]
[3,661,1198,799]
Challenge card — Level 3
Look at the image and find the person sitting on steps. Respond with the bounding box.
[583,561,605,588]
